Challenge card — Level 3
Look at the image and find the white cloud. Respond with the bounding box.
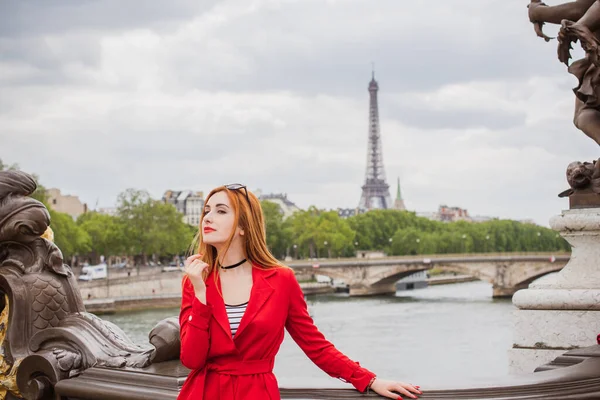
[1,0,595,226]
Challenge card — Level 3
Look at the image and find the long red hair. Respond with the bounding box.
[188,185,282,279]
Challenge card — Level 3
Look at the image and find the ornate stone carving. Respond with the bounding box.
[0,170,162,399]
[149,316,181,364]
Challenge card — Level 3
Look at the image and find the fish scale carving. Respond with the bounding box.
[26,274,70,331]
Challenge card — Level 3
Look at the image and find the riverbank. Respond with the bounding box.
[83,278,480,313]
[83,282,334,314]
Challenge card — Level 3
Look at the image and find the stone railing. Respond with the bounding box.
[53,346,600,399]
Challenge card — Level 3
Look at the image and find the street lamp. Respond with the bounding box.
[416,238,421,254]
[485,235,490,253]
[461,234,467,253]
[324,241,329,258]
[293,244,298,259]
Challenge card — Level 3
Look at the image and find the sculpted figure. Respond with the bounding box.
[528,0,600,197]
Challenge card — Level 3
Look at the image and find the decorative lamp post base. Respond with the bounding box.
[509,208,600,374]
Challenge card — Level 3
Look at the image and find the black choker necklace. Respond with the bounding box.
[220,258,247,270]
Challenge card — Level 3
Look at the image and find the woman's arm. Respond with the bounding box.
[179,277,212,370]
[283,268,376,392]
[284,268,421,399]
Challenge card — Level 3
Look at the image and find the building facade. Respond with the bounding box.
[438,205,470,222]
[337,207,366,219]
[163,190,204,226]
[259,193,300,219]
[46,188,87,220]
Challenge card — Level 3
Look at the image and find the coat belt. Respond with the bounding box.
[205,359,274,398]
[207,359,274,375]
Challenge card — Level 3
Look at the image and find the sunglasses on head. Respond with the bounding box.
[224,183,251,209]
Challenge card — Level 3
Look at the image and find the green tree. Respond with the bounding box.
[389,227,422,255]
[313,211,355,258]
[116,189,194,266]
[285,208,356,259]
[117,189,153,263]
[287,207,320,258]
[146,201,194,257]
[78,212,126,264]
[347,209,435,250]
[261,201,290,259]
[49,210,91,260]
[0,159,18,171]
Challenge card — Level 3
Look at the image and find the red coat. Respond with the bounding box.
[178,264,375,400]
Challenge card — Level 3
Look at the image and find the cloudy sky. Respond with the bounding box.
[1,0,595,226]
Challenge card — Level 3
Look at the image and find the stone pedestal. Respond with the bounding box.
[509,208,600,374]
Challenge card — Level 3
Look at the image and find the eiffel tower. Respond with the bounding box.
[358,71,393,210]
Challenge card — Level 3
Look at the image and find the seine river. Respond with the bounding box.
[104,281,515,388]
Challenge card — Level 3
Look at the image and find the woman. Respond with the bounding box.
[178,184,422,400]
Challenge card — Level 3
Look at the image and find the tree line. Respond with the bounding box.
[1,160,570,265]
[263,204,570,260]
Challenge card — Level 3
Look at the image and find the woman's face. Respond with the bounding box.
[201,191,240,247]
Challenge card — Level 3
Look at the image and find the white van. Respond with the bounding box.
[79,264,108,281]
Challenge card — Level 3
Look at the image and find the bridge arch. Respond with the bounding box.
[429,264,491,284]
[367,263,495,287]
[513,268,562,288]
[372,267,430,286]
[289,254,569,297]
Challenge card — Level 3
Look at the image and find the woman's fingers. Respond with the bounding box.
[186,259,208,275]
[382,390,402,400]
[184,258,208,292]
[393,383,421,398]
[372,379,421,400]
[186,260,200,273]
[392,383,418,398]
[403,383,421,394]
[185,254,203,265]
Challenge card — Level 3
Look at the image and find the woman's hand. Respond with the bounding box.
[184,254,209,303]
[370,378,421,400]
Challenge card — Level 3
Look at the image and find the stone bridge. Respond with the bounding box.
[288,253,570,297]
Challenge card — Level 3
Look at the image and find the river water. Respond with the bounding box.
[103,281,515,388]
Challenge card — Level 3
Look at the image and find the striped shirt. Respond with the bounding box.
[225,301,248,337]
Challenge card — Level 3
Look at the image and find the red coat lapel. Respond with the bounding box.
[233,266,276,341]
[206,272,233,339]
